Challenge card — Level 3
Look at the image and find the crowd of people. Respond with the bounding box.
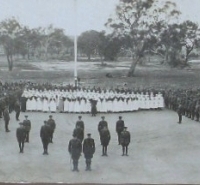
[21,85,165,114]
[2,80,200,172]
[164,88,200,123]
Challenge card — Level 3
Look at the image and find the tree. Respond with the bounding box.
[0,17,21,71]
[106,0,181,76]
[150,21,199,67]
[78,30,101,60]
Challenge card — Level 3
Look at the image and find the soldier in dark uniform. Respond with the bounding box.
[73,125,84,143]
[191,100,196,120]
[22,115,31,142]
[195,100,200,121]
[76,115,84,131]
[120,127,131,156]
[83,133,95,171]
[20,95,27,112]
[14,100,21,121]
[47,115,56,143]
[68,135,82,172]
[98,116,108,134]
[16,122,26,153]
[116,116,125,145]
[100,126,111,156]
[40,121,51,155]
[177,103,183,124]
[3,106,10,132]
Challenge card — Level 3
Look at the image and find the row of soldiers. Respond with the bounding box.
[164,89,200,123]
[16,115,56,154]
[68,115,131,172]
[14,114,131,172]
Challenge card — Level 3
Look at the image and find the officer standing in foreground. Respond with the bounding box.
[16,122,26,153]
[116,116,125,145]
[47,115,56,143]
[40,121,51,155]
[120,127,131,156]
[83,133,95,171]
[68,135,82,172]
[23,115,31,142]
[100,125,111,156]
[3,106,10,132]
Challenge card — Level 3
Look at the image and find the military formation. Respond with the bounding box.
[164,89,200,123]
[5,80,200,172]
[68,115,131,172]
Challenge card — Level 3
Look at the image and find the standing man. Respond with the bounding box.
[83,133,95,171]
[47,115,56,143]
[90,99,97,117]
[3,106,10,132]
[68,135,82,172]
[15,100,21,121]
[40,121,51,155]
[116,116,125,145]
[120,127,131,156]
[73,125,84,143]
[98,116,108,134]
[16,122,26,153]
[100,126,111,156]
[23,115,31,142]
[76,115,84,131]
[177,102,183,124]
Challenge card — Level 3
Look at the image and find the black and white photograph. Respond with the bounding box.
[0,0,200,184]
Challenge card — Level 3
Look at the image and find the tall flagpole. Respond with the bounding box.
[74,0,78,87]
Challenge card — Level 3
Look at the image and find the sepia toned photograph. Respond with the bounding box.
[0,0,200,184]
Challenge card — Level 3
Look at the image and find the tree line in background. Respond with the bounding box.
[0,0,200,76]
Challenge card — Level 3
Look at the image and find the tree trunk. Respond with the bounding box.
[7,53,13,71]
[87,54,91,61]
[127,57,140,77]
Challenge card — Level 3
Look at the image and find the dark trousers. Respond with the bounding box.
[85,158,92,170]
[196,112,199,121]
[18,140,25,153]
[5,120,9,131]
[117,131,122,144]
[102,145,108,155]
[72,156,80,171]
[50,130,54,142]
[42,138,49,153]
[25,131,30,142]
[16,111,20,120]
[122,145,128,155]
[191,111,195,120]
[178,113,182,123]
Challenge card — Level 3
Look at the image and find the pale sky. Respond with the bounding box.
[0,0,200,36]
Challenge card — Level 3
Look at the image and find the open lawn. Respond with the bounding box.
[0,57,200,89]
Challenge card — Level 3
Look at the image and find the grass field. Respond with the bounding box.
[0,56,200,89]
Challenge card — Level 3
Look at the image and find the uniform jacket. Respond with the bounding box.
[100,128,110,145]
[23,119,31,131]
[116,120,125,132]
[68,138,82,158]
[16,127,26,142]
[120,131,131,145]
[83,138,95,158]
